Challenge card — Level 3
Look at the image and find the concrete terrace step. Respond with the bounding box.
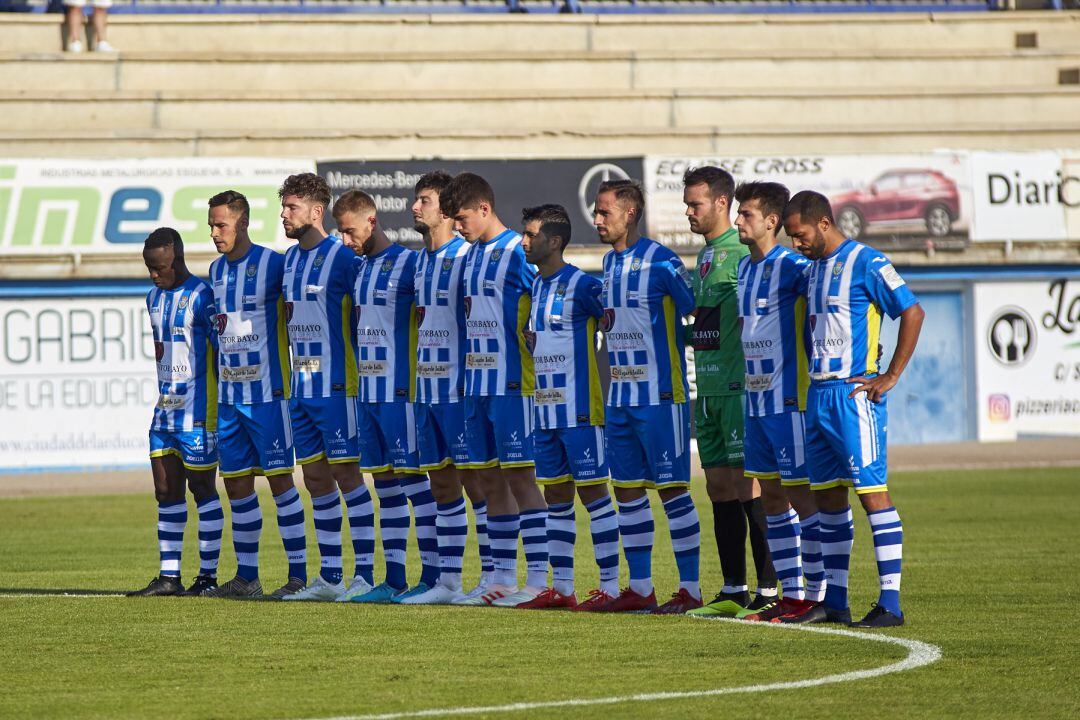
[7,49,1080,92]
[5,86,1080,132]
[2,11,1079,55]
[0,122,1076,158]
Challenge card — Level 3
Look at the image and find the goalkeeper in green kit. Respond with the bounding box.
[681,166,778,616]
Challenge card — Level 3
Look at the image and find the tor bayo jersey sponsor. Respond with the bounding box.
[737,245,812,417]
[806,239,919,382]
[461,229,537,397]
[529,264,605,430]
[209,244,290,405]
[283,236,360,399]
[353,243,418,404]
[414,236,470,404]
[147,275,218,432]
[601,237,696,406]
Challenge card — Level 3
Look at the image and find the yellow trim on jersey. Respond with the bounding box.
[276,296,292,401]
[341,294,359,398]
[662,295,686,404]
[516,293,535,396]
[866,302,882,376]
[744,470,781,480]
[205,338,219,432]
[408,301,418,403]
[586,316,605,425]
[794,294,810,412]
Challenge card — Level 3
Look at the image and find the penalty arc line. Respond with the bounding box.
[300,620,943,720]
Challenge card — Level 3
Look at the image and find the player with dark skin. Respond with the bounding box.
[143,242,218,511]
[784,211,925,516]
[208,201,299,503]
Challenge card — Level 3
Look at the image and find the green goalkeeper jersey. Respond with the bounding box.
[689,227,749,397]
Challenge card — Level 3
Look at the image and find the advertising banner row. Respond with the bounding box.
[0,279,1075,470]
[0,151,1078,256]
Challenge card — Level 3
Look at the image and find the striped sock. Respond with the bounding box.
[663,492,701,599]
[435,498,468,591]
[800,512,826,602]
[546,503,575,596]
[230,493,262,582]
[868,506,904,616]
[820,507,854,611]
[520,508,549,589]
[311,490,343,585]
[196,495,224,577]
[343,484,375,585]
[273,487,307,583]
[586,495,620,596]
[617,497,654,597]
[487,514,520,587]
[472,501,494,577]
[374,481,409,590]
[766,508,804,600]
[157,500,187,578]
[401,475,440,587]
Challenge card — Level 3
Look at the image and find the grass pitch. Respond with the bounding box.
[1,467,1078,719]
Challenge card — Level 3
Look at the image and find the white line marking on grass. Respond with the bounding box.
[0,593,125,598]
[300,620,941,720]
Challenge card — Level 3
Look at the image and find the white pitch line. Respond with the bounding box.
[301,620,942,720]
[0,593,124,598]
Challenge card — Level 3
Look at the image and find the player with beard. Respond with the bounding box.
[273,173,367,602]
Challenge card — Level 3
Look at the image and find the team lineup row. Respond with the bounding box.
[131,167,924,628]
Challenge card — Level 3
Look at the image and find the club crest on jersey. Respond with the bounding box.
[763,265,772,279]
[601,308,615,332]
[246,265,257,278]
[154,341,165,361]
[442,258,453,271]
[285,301,294,323]
[491,249,504,262]
[463,296,472,318]
[555,282,568,296]
[314,254,325,268]
[630,258,642,273]
[699,258,712,278]
[178,296,189,309]
[415,306,425,327]
[523,330,536,353]
[832,261,845,277]
[381,259,394,272]
[214,314,228,334]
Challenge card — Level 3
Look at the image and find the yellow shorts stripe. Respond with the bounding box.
[745,470,781,480]
[297,452,327,466]
[780,477,811,487]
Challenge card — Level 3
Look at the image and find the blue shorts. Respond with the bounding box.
[416,402,471,472]
[356,401,420,475]
[744,411,809,487]
[535,425,609,486]
[805,380,889,495]
[149,428,218,471]
[218,400,294,478]
[290,395,359,465]
[606,403,690,489]
[463,395,534,469]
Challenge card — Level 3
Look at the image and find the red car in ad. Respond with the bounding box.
[829,168,960,240]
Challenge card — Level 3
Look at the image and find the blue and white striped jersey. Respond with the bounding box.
[737,245,812,417]
[806,239,919,382]
[462,229,537,397]
[209,244,290,405]
[353,243,417,404]
[414,236,470,405]
[601,237,696,407]
[529,265,605,430]
[147,275,218,432]
[283,236,359,399]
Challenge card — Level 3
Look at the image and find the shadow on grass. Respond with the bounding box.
[0,587,127,596]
